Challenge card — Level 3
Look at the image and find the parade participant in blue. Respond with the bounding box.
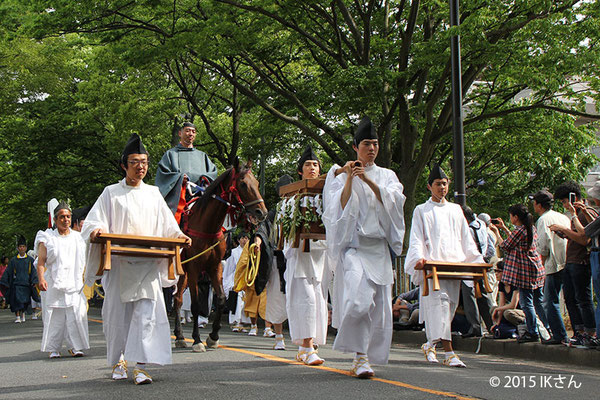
[322,117,405,378]
[405,165,484,368]
[155,122,218,223]
[284,146,329,365]
[0,235,38,324]
[35,201,90,359]
[82,133,191,385]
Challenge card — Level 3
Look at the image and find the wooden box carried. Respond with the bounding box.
[415,260,493,298]
[91,233,187,280]
[278,177,326,250]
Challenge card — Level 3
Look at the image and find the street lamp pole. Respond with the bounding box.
[449,0,466,206]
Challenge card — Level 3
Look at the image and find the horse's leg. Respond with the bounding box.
[173,273,188,348]
[188,272,206,352]
[207,260,226,348]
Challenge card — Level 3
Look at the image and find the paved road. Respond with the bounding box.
[1,307,598,400]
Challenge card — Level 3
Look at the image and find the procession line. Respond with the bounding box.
[88,318,475,400]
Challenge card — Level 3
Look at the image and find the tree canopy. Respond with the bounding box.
[0,0,599,254]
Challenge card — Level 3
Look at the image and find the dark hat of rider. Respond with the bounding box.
[276,174,294,195]
[72,205,91,223]
[528,190,553,209]
[121,133,148,165]
[181,121,196,130]
[297,145,321,173]
[428,164,448,185]
[353,116,378,146]
[17,234,27,247]
[53,200,72,218]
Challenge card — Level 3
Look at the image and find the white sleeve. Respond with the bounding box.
[378,169,406,255]
[404,207,426,286]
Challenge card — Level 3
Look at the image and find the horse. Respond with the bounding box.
[173,158,267,352]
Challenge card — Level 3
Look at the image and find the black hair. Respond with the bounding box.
[496,260,504,271]
[508,203,534,249]
[554,181,581,201]
[461,205,475,223]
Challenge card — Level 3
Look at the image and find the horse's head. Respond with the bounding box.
[233,158,268,221]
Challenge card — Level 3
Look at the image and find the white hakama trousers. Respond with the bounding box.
[229,291,251,325]
[41,296,89,352]
[286,276,327,346]
[266,263,287,324]
[420,279,461,343]
[332,257,392,365]
[102,272,172,367]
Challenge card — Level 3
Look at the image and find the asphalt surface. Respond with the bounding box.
[1,306,599,400]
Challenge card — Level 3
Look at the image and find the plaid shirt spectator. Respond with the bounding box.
[500,225,545,289]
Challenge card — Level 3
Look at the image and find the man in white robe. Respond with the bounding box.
[82,133,191,385]
[36,201,89,359]
[404,165,484,368]
[223,234,251,331]
[322,117,405,378]
[284,146,329,364]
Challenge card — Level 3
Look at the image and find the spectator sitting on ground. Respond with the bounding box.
[392,287,420,330]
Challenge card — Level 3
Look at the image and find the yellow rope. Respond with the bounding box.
[245,243,260,287]
[93,282,104,299]
[181,236,227,265]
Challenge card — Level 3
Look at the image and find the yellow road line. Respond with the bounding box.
[89,318,476,400]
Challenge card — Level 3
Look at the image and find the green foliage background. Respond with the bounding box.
[0,0,599,256]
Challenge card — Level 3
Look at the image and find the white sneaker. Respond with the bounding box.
[21,315,26,322]
[263,327,276,337]
[32,315,38,320]
[112,360,128,380]
[180,318,186,325]
[443,354,466,368]
[49,352,61,359]
[232,324,241,332]
[248,326,258,336]
[273,340,286,350]
[14,317,21,324]
[186,316,192,323]
[351,355,374,378]
[133,367,152,385]
[421,342,439,363]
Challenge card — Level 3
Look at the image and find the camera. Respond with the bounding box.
[569,192,576,204]
[491,218,500,225]
[354,161,362,168]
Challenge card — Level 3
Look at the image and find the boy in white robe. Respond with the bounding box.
[223,234,251,331]
[36,201,89,359]
[82,134,191,385]
[284,146,329,364]
[404,165,484,368]
[322,117,405,378]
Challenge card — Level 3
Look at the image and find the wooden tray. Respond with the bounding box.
[415,260,493,298]
[91,233,188,280]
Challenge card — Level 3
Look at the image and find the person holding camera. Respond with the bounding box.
[529,190,570,345]
[490,204,546,343]
[548,182,598,348]
[323,116,405,378]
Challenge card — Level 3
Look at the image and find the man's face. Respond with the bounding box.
[123,153,148,182]
[17,245,26,256]
[301,160,320,179]
[532,200,543,216]
[179,126,197,147]
[55,209,72,232]
[427,178,449,200]
[353,139,378,164]
[239,236,249,248]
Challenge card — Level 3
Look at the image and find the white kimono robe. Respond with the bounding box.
[404,199,483,343]
[34,229,89,353]
[223,246,251,325]
[82,179,182,366]
[322,164,405,365]
[284,240,329,346]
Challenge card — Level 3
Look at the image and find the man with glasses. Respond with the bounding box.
[82,133,191,385]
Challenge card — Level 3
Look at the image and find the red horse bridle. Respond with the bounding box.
[184,167,264,240]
